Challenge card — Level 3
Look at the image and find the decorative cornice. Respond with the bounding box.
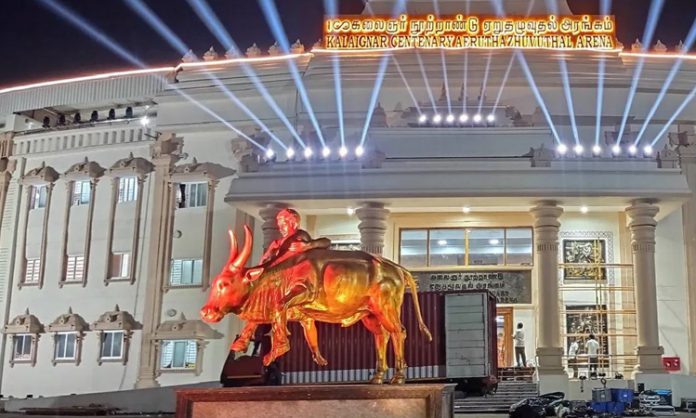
[91,305,141,332]
[153,313,223,340]
[109,152,155,178]
[4,309,44,334]
[22,161,60,185]
[63,157,106,180]
[170,158,236,182]
[47,307,89,333]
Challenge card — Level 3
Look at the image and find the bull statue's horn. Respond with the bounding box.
[231,224,253,270]
[226,229,238,271]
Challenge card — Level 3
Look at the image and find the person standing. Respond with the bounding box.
[568,339,580,378]
[514,322,527,367]
[585,334,600,376]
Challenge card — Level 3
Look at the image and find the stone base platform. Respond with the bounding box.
[176,384,455,418]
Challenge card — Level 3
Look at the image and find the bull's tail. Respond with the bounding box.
[401,268,433,342]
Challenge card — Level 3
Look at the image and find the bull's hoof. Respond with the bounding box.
[389,374,406,385]
[369,374,385,384]
[312,353,328,366]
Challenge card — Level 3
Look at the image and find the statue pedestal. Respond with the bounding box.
[176,384,455,418]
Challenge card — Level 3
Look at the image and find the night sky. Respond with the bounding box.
[1,0,695,87]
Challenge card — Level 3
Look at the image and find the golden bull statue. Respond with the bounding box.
[201,209,432,384]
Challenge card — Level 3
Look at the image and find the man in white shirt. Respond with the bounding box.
[568,339,580,378]
[585,334,600,376]
[513,322,526,367]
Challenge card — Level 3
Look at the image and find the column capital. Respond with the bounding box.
[626,200,659,228]
[530,201,563,228]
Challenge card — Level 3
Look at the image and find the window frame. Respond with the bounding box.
[12,334,34,363]
[53,331,78,363]
[63,254,85,284]
[23,258,41,286]
[168,258,204,288]
[71,180,92,206]
[176,182,208,209]
[109,252,131,280]
[117,176,138,203]
[398,226,535,269]
[158,339,198,372]
[29,184,48,210]
[99,330,125,362]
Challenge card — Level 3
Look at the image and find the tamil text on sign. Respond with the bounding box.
[414,270,532,304]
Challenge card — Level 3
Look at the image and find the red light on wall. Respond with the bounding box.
[663,357,681,372]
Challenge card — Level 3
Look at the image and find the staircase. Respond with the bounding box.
[454,381,540,413]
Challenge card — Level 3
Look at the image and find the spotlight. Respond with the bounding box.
[446,114,455,124]
[418,114,428,124]
[473,114,483,123]
[486,114,495,123]
[107,109,116,120]
[58,114,66,126]
[355,146,365,157]
[322,147,331,158]
[125,107,134,119]
[437,239,448,246]
[432,114,443,124]
[265,148,275,159]
[346,207,355,216]
[459,113,469,123]
[42,116,50,128]
[74,112,82,123]
[628,144,638,156]
[90,111,98,122]
[339,146,348,158]
[643,145,653,156]
[574,144,584,155]
[580,206,589,214]
[489,239,500,245]
[612,144,621,156]
[557,143,568,155]
[303,147,313,158]
[592,145,602,155]
[286,147,295,159]
[140,116,150,127]
[462,206,471,214]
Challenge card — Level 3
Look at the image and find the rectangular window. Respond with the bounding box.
[55,332,77,360]
[118,177,138,203]
[100,331,124,360]
[399,227,533,268]
[72,180,91,206]
[13,334,32,361]
[176,182,208,209]
[160,340,197,370]
[65,255,85,282]
[29,185,48,210]
[110,252,130,279]
[169,258,203,286]
[24,258,41,284]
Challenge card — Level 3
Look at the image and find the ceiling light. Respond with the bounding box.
[346,207,355,216]
[339,146,348,158]
[489,239,500,245]
[580,206,589,214]
[286,147,295,159]
[418,114,427,124]
[446,114,455,124]
[557,143,568,155]
[628,144,638,155]
[574,144,584,155]
[462,206,471,214]
[459,113,469,123]
[432,114,443,124]
[140,116,150,126]
[265,148,275,159]
[592,145,602,155]
[612,144,621,155]
[473,113,483,123]
[322,146,331,158]
[643,145,653,156]
[486,114,495,123]
[303,147,313,158]
[437,239,448,246]
[355,146,365,157]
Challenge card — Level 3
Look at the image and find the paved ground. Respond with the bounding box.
[0,412,694,417]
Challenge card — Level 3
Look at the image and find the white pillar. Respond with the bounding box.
[259,203,285,251]
[626,200,665,376]
[356,202,390,256]
[531,201,565,376]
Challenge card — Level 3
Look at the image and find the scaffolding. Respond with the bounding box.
[559,256,637,379]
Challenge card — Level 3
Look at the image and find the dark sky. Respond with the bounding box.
[1,0,695,87]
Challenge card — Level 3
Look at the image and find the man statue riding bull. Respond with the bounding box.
[201,208,432,384]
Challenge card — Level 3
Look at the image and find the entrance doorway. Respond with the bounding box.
[496,307,514,368]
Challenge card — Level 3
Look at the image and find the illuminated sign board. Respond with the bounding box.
[323,15,617,50]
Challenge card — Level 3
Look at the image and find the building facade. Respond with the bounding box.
[0,0,695,404]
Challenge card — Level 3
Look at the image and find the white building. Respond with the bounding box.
[0,0,694,405]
